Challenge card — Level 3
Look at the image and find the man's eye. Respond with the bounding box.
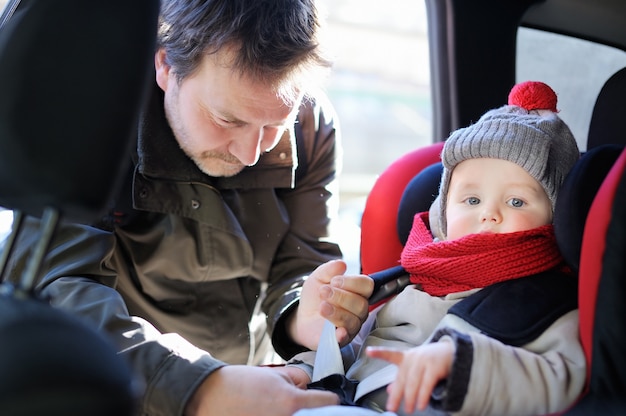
[213,114,243,127]
[466,197,480,205]
[509,198,525,208]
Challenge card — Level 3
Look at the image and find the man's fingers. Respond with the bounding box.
[330,274,374,298]
[319,285,370,340]
[321,297,367,345]
[322,276,372,319]
[321,288,368,319]
[295,389,340,409]
[314,259,347,284]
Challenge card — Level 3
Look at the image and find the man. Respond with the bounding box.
[6,0,373,415]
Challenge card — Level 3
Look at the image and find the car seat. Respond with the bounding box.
[360,142,443,274]
[0,1,159,414]
[559,66,626,415]
[560,146,626,415]
[361,67,626,276]
[360,67,626,413]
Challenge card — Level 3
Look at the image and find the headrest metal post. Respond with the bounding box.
[19,207,59,293]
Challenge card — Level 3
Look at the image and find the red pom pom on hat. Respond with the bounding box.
[508,81,558,112]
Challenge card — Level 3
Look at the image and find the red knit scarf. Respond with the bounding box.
[400,212,568,297]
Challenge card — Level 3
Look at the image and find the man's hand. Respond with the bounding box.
[184,365,339,416]
[366,340,455,413]
[270,365,312,389]
[289,260,374,350]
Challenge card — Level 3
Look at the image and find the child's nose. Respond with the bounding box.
[480,205,502,223]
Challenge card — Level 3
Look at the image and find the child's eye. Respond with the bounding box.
[466,197,480,205]
[508,198,525,208]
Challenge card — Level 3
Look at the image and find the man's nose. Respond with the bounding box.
[228,129,263,166]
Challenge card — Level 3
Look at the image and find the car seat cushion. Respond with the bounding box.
[578,147,626,385]
[360,142,443,274]
[397,162,443,245]
[554,144,624,274]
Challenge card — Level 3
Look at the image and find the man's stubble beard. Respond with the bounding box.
[191,150,246,177]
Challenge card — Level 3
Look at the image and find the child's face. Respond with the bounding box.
[445,158,552,240]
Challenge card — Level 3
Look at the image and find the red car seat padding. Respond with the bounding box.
[360,142,443,274]
[578,147,626,386]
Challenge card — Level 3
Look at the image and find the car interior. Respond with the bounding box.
[0,0,624,414]
[360,0,626,413]
[0,0,159,414]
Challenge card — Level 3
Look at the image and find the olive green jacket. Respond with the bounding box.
[5,85,342,416]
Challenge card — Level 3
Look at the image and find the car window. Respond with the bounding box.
[517,27,626,151]
[317,0,431,193]
[316,0,431,273]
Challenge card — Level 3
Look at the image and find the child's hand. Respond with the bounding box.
[366,340,455,413]
[267,365,312,389]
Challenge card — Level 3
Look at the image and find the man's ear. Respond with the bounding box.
[154,48,170,92]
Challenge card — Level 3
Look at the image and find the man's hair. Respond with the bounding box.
[157,0,332,100]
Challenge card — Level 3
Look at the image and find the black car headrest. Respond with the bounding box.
[554,144,625,274]
[0,0,158,223]
[397,162,443,245]
[0,292,139,415]
[587,67,626,150]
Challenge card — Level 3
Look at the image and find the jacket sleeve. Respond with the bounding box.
[265,91,345,359]
[431,309,586,415]
[6,217,226,416]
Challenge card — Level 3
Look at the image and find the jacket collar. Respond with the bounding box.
[136,82,297,189]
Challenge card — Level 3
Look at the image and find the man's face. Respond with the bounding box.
[155,48,301,177]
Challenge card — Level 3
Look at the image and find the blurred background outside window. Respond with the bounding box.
[317,0,431,273]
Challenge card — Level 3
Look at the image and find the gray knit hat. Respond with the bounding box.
[437,81,580,238]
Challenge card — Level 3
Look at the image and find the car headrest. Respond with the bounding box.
[587,67,626,150]
[0,0,158,223]
[0,292,139,415]
[397,162,443,244]
[554,144,625,274]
